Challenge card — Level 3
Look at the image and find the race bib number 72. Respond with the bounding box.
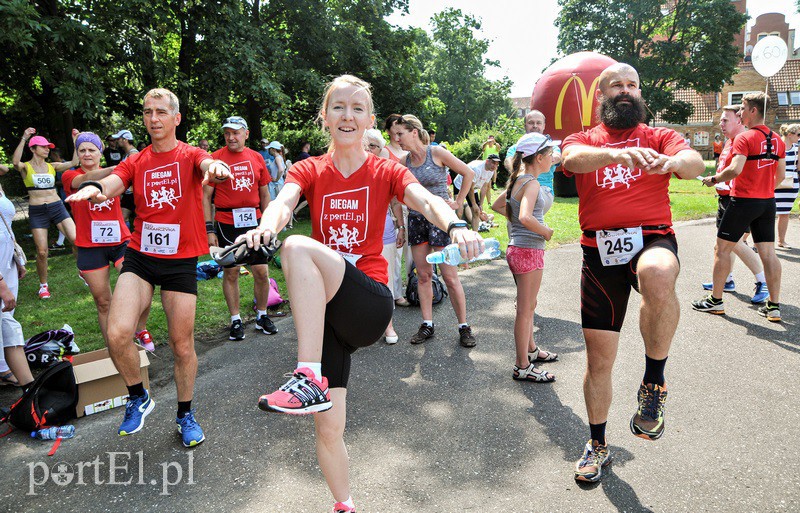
[597,227,643,266]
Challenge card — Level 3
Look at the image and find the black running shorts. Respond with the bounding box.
[322,259,393,388]
[77,242,128,272]
[581,233,679,332]
[717,197,776,244]
[715,195,749,233]
[120,248,198,295]
[407,210,451,247]
[215,221,268,268]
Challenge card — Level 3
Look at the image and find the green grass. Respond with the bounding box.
[9,170,721,353]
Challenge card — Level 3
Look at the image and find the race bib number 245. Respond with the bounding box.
[596,227,643,266]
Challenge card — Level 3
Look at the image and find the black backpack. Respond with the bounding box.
[405,263,448,306]
[2,361,78,432]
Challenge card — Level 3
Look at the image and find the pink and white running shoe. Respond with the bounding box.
[135,330,155,352]
[258,367,332,414]
[333,502,356,513]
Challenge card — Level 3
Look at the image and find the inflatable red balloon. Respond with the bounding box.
[530,52,618,142]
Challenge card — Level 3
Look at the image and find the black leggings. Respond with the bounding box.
[322,260,393,388]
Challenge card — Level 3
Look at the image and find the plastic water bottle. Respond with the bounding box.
[31,425,75,440]
[426,238,501,266]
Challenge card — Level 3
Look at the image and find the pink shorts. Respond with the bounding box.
[506,245,545,274]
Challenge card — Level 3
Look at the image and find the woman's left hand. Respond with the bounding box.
[16,263,26,280]
[445,199,459,210]
[396,228,406,248]
[450,227,483,260]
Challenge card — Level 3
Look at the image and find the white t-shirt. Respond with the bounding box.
[454,160,494,191]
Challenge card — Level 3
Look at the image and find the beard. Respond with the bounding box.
[599,93,647,129]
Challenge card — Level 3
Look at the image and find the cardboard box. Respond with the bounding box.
[71,346,150,418]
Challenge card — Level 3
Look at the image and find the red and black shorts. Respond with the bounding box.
[77,242,128,272]
[580,233,678,332]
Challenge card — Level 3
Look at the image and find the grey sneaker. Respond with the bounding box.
[691,295,724,315]
[758,302,781,322]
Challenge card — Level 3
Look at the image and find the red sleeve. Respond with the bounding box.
[61,170,77,195]
[655,128,691,156]
[112,158,134,189]
[191,145,213,178]
[285,158,314,192]
[560,131,591,177]
[731,132,749,157]
[389,161,419,204]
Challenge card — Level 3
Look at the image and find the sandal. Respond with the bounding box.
[513,362,555,383]
[529,346,558,362]
[0,370,19,387]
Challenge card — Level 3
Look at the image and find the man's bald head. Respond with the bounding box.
[525,110,546,134]
[598,63,640,92]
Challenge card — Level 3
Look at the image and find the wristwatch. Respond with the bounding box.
[710,176,718,184]
[447,220,468,237]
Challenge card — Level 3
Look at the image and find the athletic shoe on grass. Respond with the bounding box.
[574,440,612,482]
[176,410,205,447]
[630,382,668,440]
[258,367,331,414]
[119,391,154,436]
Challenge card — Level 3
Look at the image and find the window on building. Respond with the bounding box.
[778,92,790,106]
[694,132,710,147]
[791,91,800,105]
[728,91,761,106]
[757,32,781,41]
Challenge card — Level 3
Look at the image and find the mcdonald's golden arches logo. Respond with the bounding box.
[554,75,600,130]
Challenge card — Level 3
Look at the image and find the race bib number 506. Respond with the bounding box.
[597,227,643,266]
[141,222,180,255]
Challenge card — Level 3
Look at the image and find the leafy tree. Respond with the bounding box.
[425,8,512,140]
[555,0,747,123]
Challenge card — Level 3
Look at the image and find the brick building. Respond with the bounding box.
[654,3,800,159]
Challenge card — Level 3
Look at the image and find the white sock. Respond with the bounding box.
[297,362,322,378]
[341,497,355,509]
[56,232,65,245]
[423,320,433,327]
[231,314,241,322]
[257,309,267,318]
[458,323,469,329]
[755,272,765,283]
[39,282,48,290]
[727,273,735,282]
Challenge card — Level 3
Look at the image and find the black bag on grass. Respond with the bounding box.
[2,361,78,432]
[405,263,448,306]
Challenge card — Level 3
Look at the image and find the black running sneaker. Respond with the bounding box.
[691,294,724,315]
[256,314,278,335]
[458,325,476,347]
[229,319,245,341]
[409,323,434,345]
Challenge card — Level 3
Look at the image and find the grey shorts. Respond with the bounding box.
[29,201,71,229]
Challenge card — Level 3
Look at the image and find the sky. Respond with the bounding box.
[385,0,800,98]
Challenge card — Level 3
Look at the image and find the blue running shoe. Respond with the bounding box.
[176,410,205,447]
[702,279,735,292]
[119,391,155,436]
[751,282,769,304]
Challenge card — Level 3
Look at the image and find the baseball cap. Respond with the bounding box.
[486,153,501,162]
[222,116,248,130]
[266,141,283,150]
[28,136,55,149]
[111,129,134,141]
[260,138,269,144]
[515,133,561,158]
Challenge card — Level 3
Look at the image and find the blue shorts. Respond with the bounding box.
[29,201,71,229]
[77,242,128,272]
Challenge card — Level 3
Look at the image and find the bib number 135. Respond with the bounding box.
[596,227,643,266]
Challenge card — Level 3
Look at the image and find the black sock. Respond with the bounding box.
[710,295,722,303]
[590,422,607,446]
[643,355,667,387]
[177,401,192,418]
[768,300,780,308]
[127,383,146,398]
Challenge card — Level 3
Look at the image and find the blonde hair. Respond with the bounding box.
[364,128,385,150]
[398,114,430,145]
[316,75,374,152]
[143,88,180,114]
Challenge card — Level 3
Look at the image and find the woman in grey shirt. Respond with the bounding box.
[492,132,560,382]
[390,114,479,348]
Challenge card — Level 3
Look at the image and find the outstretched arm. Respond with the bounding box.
[53,129,80,173]
[243,183,302,249]
[12,128,36,173]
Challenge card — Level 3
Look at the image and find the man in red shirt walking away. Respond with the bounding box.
[203,116,276,340]
[561,63,704,483]
[692,93,786,321]
[66,88,233,448]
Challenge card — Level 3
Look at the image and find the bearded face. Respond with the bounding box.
[599,92,647,129]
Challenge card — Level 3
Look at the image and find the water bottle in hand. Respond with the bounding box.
[32,425,75,440]
[426,238,501,266]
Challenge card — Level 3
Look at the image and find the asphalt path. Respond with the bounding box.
[2,219,798,512]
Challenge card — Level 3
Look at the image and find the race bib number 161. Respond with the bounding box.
[141,222,180,255]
